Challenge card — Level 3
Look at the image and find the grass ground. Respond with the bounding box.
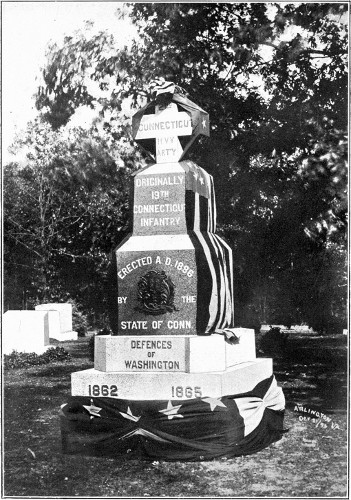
[3,334,348,497]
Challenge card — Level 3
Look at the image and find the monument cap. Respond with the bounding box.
[132,79,210,162]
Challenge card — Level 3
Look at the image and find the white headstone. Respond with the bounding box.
[46,310,61,340]
[2,310,50,354]
[35,303,78,340]
[35,303,72,332]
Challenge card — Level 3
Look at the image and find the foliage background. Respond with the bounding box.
[3,3,348,333]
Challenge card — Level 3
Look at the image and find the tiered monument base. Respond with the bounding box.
[72,329,271,400]
[61,330,286,460]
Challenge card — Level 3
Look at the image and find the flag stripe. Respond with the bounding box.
[213,234,234,326]
[185,190,195,230]
[194,193,200,232]
[216,234,234,324]
[193,230,219,331]
[187,231,212,332]
[208,232,227,329]
[201,231,224,330]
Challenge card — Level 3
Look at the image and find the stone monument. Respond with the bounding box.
[61,81,285,460]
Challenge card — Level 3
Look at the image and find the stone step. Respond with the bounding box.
[94,329,256,373]
[71,358,272,400]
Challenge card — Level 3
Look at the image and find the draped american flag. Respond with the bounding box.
[60,375,286,460]
[179,161,234,333]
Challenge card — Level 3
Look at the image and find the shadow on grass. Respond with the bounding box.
[32,362,93,378]
[258,334,348,413]
[50,338,91,359]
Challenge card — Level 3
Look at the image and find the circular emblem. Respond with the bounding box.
[135,270,177,316]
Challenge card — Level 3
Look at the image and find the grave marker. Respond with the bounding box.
[3,310,50,354]
[35,303,78,340]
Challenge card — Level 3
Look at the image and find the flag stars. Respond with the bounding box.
[193,169,205,185]
[119,406,141,422]
[202,397,227,412]
[159,401,183,420]
[83,399,102,419]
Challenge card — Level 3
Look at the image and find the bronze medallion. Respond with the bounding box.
[135,270,177,316]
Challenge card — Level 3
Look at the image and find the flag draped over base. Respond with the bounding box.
[60,375,286,461]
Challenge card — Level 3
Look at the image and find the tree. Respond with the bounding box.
[4,118,142,317]
[30,3,348,331]
[125,3,348,331]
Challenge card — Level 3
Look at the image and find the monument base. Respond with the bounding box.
[63,333,286,459]
[71,358,272,400]
[61,374,286,461]
[94,329,256,373]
